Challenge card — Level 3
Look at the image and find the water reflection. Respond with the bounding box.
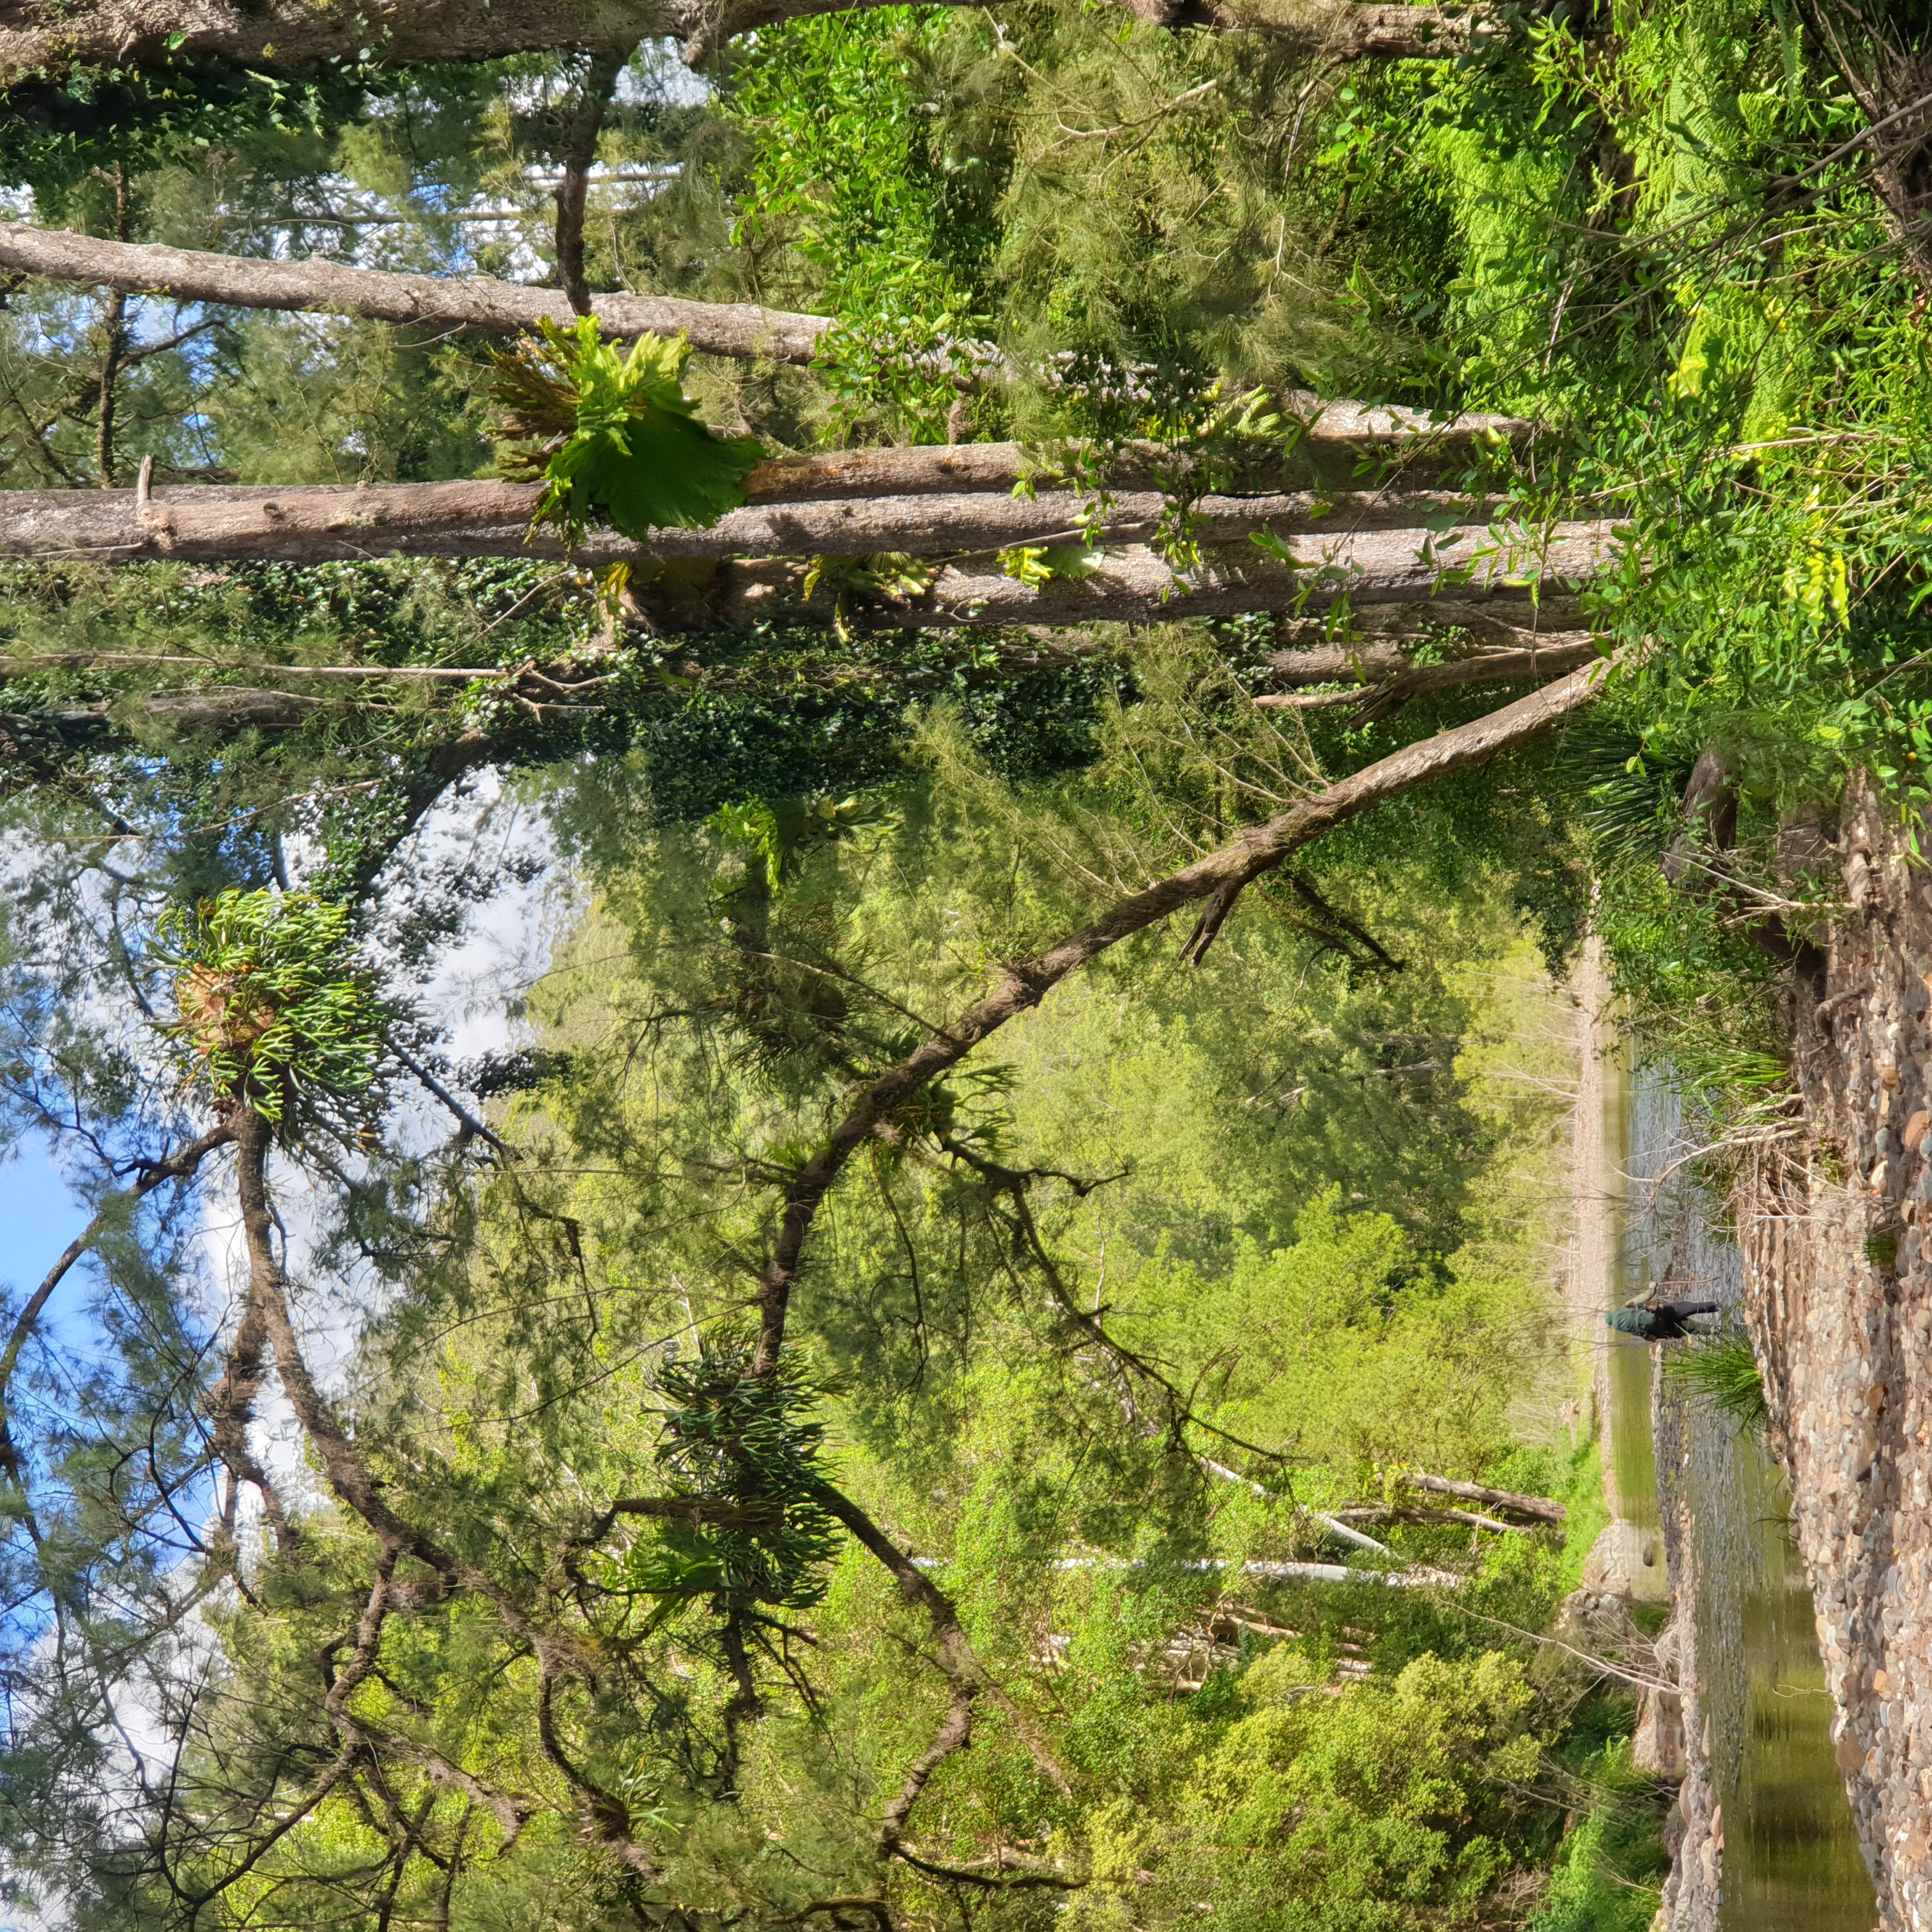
[1623,1072,1875,1929]
[1715,1441,1875,1929]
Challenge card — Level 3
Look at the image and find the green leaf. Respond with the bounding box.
[494,318,763,548]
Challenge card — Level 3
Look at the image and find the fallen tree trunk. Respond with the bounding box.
[0,479,1618,625]
[1401,1472,1567,1524]
[749,413,1531,499]
[1256,636,1603,711]
[691,525,1611,630]
[1263,599,1591,683]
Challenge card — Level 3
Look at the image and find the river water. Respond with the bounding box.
[1616,1070,1876,1929]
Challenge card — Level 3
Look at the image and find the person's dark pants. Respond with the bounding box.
[1652,1300,1722,1339]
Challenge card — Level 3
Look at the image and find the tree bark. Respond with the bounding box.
[0,481,1618,625]
[550,49,629,316]
[1256,635,1602,712]
[1115,0,1482,53]
[1264,598,1590,682]
[747,411,1533,497]
[1402,1471,1567,1524]
[750,652,1618,1368]
[0,220,834,365]
[0,0,1483,89]
[0,473,1522,560]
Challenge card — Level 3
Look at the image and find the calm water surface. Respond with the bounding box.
[1617,1072,1876,1929]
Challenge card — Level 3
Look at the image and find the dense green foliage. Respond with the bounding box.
[10,0,1928,1918]
[153,889,385,1121]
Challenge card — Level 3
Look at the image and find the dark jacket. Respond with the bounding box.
[1606,1300,1722,1341]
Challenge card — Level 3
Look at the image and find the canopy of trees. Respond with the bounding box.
[1,0,1928,1925]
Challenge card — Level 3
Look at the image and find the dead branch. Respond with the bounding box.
[1400,1471,1566,1524]
[1329,1503,1528,1533]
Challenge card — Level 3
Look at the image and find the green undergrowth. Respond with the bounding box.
[1527,1736,1673,1932]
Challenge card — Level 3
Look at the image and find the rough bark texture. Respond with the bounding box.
[1733,778,1932,1927]
[747,409,1533,496]
[0,222,832,364]
[1119,0,1481,50]
[0,0,1481,85]
[0,480,1618,627]
[0,475,1520,561]
[1256,636,1600,711]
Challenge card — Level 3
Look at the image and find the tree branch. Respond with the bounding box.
[749,654,1618,1371]
[551,50,629,316]
[0,1121,235,1492]
[0,220,832,365]
[812,1477,1073,1806]
[227,1107,678,1881]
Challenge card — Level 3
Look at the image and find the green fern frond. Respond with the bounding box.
[493,317,763,548]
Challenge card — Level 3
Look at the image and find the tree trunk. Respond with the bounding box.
[549,49,630,316]
[0,220,834,365]
[93,290,128,487]
[0,473,1525,558]
[0,0,1482,89]
[0,479,1618,626]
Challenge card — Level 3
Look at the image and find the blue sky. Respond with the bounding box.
[0,1128,72,1295]
[0,1134,91,1309]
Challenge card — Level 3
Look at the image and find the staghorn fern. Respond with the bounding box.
[154,889,384,1124]
[493,317,763,548]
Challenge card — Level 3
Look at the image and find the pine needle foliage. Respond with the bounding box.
[153,888,383,1123]
[493,316,764,546]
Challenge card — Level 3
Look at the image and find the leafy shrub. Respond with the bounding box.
[1069,1650,1546,1932]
